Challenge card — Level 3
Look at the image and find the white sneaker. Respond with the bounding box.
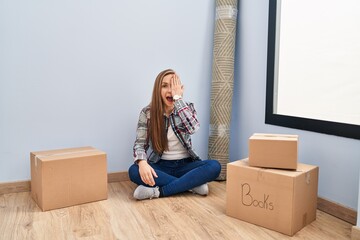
[133,185,160,200]
[190,183,208,196]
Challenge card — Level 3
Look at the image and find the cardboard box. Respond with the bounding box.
[30,146,108,211]
[249,133,298,170]
[226,159,318,236]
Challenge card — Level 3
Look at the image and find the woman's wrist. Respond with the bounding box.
[173,95,182,101]
[135,159,146,165]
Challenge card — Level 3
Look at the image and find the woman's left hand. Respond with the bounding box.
[171,74,183,97]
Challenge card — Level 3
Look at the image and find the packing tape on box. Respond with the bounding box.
[216,5,238,20]
[257,168,266,181]
[36,149,100,158]
[293,169,312,184]
[306,172,311,184]
[209,124,230,137]
[34,149,101,167]
[253,133,298,139]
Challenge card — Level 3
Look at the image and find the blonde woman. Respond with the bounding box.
[128,69,221,200]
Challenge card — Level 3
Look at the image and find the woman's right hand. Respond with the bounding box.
[138,160,158,186]
[171,73,184,97]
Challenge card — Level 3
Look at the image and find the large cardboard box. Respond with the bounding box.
[249,133,298,170]
[30,146,108,211]
[226,159,318,236]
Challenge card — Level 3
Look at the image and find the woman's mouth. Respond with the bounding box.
[166,96,174,102]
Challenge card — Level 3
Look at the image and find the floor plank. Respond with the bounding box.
[0,181,352,240]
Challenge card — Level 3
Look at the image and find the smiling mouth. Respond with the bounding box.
[166,96,174,102]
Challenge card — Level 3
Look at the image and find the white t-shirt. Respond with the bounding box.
[161,126,190,160]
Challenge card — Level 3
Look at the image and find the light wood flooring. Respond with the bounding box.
[0,181,352,240]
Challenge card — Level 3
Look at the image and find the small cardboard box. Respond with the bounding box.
[249,133,298,170]
[226,159,318,236]
[30,146,108,211]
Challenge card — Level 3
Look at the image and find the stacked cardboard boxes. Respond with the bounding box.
[226,133,319,236]
[30,146,108,211]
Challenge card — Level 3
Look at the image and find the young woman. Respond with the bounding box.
[128,69,221,200]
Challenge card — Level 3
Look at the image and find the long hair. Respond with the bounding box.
[149,69,175,154]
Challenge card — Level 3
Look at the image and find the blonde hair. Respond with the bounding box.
[149,69,175,154]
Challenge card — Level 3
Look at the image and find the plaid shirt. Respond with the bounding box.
[133,99,201,163]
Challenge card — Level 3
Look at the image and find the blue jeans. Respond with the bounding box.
[128,158,221,197]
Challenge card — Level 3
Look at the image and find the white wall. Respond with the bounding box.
[230,0,360,210]
[1,0,359,211]
[0,0,215,181]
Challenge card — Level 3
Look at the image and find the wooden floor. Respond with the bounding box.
[0,181,352,240]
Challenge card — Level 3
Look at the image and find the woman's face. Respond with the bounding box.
[161,74,174,113]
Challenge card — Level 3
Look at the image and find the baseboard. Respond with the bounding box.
[108,171,130,183]
[0,171,130,195]
[0,180,31,195]
[352,226,360,240]
[317,196,357,225]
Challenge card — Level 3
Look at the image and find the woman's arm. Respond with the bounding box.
[133,107,150,162]
[171,74,200,134]
[174,100,200,135]
[132,107,158,186]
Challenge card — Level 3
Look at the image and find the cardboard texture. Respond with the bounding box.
[30,146,108,211]
[226,159,318,236]
[249,133,298,170]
